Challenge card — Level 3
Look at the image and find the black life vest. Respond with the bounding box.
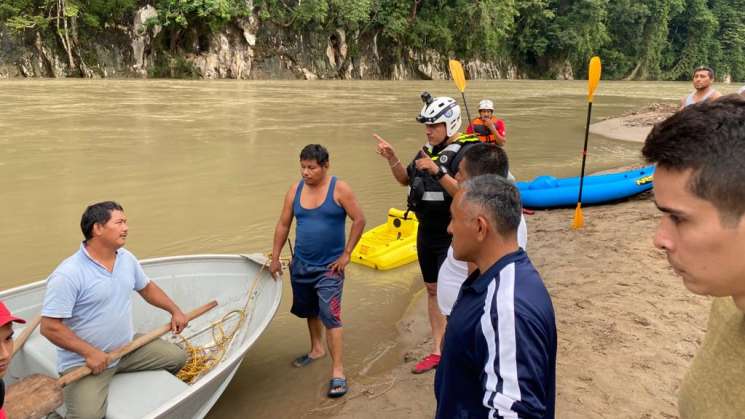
[406,135,480,223]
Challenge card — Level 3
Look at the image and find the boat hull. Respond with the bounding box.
[516,166,655,209]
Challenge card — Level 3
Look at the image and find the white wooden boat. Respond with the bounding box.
[2,253,282,419]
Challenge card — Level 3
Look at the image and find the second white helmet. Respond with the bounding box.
[478,99,494,111]
[416,94,462,137]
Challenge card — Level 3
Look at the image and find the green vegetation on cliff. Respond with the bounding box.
[2,0,744,80]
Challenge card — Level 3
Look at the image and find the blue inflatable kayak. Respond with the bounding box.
[516,165,655,209]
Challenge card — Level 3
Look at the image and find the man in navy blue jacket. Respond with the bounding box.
[435,175,556,418]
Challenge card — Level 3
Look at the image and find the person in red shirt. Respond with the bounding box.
[0,301,26,419]
[466,99,506,146]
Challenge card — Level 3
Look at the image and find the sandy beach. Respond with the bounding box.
[302,105,711,419]
[589,103,678,142]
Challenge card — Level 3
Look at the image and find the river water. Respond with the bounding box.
[1,79,738,417]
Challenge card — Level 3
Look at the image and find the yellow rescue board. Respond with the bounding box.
[351,208,418,270]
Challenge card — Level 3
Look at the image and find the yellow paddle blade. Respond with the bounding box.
[449,59,466,92]
[571,203,584,229]
[587,56,602,102]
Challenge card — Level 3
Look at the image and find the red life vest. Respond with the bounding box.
[468,117,505,144]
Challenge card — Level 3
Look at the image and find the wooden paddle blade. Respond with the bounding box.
[571,203,585,229]
[13,315,41,356]
[5,374,63,419]
[587,56,602,102]
[449,59,466,92]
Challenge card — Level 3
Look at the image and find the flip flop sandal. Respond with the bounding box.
[327,377,348,398]
[292,354,320,367]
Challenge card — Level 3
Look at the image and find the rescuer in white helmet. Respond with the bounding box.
[465,99,506,146]
[373,92,479,374]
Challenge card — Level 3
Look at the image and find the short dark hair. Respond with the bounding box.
[300,144,329,166]
[642,94,745,224]
[462,143,509,178]
[460,175,522,235]
[81,201,124,241]
[693,66,714,79]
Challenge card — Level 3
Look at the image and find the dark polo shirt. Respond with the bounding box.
[434,249,557,419]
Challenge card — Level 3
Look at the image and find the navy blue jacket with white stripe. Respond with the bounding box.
[435,249,557,419]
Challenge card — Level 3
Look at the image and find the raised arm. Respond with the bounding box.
[414,152,459,197]
[269,184,297,277]
[486,119,506,146]
[328,181,366,274]
[374,134,409,186]
[137,281,188,333]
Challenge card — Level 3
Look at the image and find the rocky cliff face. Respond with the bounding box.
[0,5,535,80]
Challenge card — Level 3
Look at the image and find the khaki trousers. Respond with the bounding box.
[62,336,187,419]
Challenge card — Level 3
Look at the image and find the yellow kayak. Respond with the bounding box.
[351,208,418,270]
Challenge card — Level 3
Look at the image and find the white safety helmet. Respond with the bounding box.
[478,99,494,111]
[416,93,462,137]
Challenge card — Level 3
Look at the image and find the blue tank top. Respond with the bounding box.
[293,176,347,266]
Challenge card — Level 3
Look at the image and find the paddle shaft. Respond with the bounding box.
[13,315,41,356]
[459,92,474,134]
[57,300,217,387]
[576,101,593,204]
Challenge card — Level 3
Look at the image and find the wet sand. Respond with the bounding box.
[301,104,710,418]
[589,103,677,142]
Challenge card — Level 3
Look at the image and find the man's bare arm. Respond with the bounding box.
[138,281,188,333]
[41,317,108,374]
[269,185,296,276]
[328,181,366,273]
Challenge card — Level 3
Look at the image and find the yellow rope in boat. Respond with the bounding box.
[175,253,290,384]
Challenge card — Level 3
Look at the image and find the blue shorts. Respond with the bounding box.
[289,257,344,329]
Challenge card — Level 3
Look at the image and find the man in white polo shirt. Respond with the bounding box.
[41,201,188,419]
[437,143,528,316]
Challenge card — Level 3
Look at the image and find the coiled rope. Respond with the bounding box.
[175,250,290,384]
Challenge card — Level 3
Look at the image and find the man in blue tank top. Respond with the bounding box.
[270,144,366,398]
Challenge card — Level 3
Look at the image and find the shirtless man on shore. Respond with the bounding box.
[680,66,722,109]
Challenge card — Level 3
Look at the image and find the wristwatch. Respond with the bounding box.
[434,165,447,180]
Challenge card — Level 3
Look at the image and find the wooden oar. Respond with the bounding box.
[5,300,218,419]
[12,314,41,356]
[571,56,602,230]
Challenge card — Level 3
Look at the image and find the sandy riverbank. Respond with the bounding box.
[305,196,710,419]
[589,103,678,142]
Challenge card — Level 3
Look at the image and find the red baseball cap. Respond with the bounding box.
[0,301,26,327]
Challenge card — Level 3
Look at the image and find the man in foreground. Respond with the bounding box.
[41,201,188,419]
[269,144,365,398]
[643,94,745,417]
[0,301,26,419]
[680,66,722,109]
[435,175,556,418]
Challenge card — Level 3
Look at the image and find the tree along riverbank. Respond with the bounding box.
[1,1,744,81]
